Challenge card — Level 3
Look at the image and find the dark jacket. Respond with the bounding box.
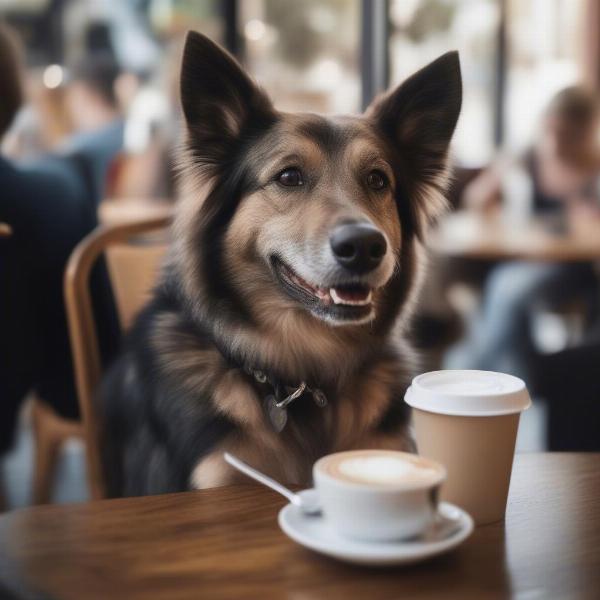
[0,155,118,453]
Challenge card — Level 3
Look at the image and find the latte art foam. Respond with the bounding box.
[318,450,444,488]
[339,456,440,485]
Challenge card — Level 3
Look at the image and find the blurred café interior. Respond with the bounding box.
[1,0,599,510]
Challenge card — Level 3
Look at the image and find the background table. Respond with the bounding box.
[430,211,600,262]
[0,453,598,599]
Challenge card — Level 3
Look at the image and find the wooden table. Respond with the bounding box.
[430,211,600,262]
[0,453,598,599]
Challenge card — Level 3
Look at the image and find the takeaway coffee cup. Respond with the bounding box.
[405,370,531,525]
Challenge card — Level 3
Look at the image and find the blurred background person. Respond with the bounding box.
[2,71,73,159]
[448,87,600,381]
[59,52,124,205]
[0,23,118,503]
[463,86,600,216]
[0,22,91,465]
[3,32,126,205]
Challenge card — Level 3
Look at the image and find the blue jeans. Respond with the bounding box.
[447,261,597,381]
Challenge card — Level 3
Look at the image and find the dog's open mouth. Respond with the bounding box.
[271,257,375,323]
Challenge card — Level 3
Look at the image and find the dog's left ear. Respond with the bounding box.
[366,51,462,236]
[180,31,275,170]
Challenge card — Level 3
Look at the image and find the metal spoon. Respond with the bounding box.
[224,452,322,515]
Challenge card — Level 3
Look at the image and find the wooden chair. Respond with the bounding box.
[31,397,84,504]
[60,215,171,500]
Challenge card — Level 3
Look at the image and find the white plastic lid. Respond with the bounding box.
[404,370,531,417]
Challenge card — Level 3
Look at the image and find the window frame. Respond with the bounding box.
[230,0,506,153]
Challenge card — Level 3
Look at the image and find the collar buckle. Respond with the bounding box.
[275,382,307,409]
[242,364,328,433]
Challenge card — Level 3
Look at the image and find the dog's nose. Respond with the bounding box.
[329,222,387,273]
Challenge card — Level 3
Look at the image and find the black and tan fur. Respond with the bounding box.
[100,32,462,496]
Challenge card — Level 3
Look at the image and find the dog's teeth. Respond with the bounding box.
[330,288,343,305]
[329,288,372,306]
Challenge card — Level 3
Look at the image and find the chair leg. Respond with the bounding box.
[32,432,61,504]
[31,400,60,504]
[30,399,83,505]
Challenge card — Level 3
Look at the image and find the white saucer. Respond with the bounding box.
[278,497,474,566]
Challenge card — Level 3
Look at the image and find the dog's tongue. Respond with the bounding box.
[330,287,372,306]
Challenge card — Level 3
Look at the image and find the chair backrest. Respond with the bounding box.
[64,215,171,499]
[105,236,168,331]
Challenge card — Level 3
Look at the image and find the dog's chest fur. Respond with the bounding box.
[190,348,413,489]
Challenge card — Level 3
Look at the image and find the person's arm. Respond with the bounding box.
[566,172,600,225]
[461,162,503,212]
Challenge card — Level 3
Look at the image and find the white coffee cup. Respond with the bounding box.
[405,370,531,525]
[313,450,446,542]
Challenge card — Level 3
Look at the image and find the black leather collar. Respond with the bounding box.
[210,335,329,433]
[242,364,329,433]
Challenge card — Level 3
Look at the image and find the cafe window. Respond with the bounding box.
[389,0,500,167]
[238,0,361,114]
[3,0,591,166]
[504,0,586,153]
[148,0,225,41]
[388,0,589,167]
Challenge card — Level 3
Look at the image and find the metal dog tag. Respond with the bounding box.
[312,388,328,407]
[265,395,288,433]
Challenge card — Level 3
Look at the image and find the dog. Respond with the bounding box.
[100,31,462,496]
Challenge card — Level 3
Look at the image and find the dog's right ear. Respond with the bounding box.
[180,31,275,166]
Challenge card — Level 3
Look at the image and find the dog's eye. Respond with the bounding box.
[366,170,388,191]
[277,168,304,187]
